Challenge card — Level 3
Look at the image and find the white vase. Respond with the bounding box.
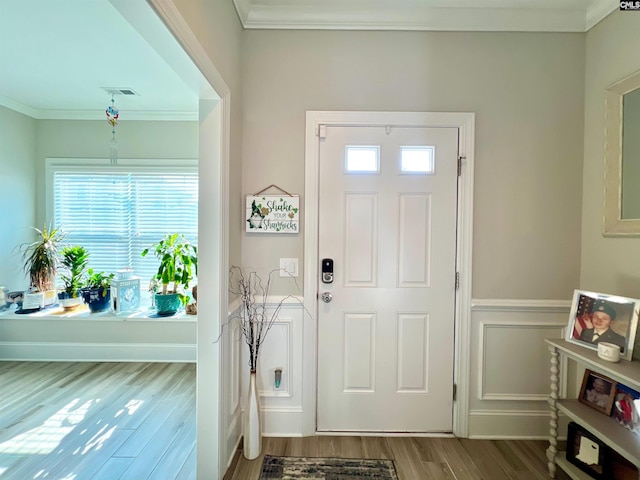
[244,370,262,460]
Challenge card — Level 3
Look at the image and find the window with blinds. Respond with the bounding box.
[51,164,198,290]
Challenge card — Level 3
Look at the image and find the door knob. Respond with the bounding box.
[321,292,333,303]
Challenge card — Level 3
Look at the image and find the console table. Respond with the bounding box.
[546,338,640,479]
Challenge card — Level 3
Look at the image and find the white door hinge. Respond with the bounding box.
[318,125,327,139]
[453,383,457,402]
[457,156,466,176]
[455,272,460,290]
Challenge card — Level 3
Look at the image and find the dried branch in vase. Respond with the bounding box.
[228,265,304,372]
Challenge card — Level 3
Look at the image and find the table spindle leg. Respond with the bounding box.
[546,346,560,478]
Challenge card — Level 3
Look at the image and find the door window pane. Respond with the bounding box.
[400,147,435,174]
[345,146,380,173]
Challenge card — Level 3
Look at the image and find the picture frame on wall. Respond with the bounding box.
[613,383,640,435]
[578,369,617,415]
[566,421,609,479]
[565,289,640,361]
[245,195,300,234]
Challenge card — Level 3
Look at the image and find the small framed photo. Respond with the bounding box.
[565,289,640,361]
[579,369,617,415]
[613,383,640,434]
[566,421,609,479]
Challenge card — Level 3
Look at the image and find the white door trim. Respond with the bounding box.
[303,111,475,437]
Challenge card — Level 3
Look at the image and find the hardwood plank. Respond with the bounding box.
[496,440,550,480]
[120,392,196,479]
[459,438,513,480]
[421,461,457,480]
[387,437,434,480]
[423,437,484,480]
[361,436,394,460]
[36,428,135,480]
[90,457,135,480]
[146,412,196,479]
[175,445,197,480]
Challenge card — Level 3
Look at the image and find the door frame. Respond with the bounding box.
[303,111,475,437]
[146,1,231,477]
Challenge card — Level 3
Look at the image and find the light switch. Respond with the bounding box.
[279,258,298,277]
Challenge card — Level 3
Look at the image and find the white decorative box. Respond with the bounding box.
[111,277,140,313]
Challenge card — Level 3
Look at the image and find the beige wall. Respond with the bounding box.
[0,106,37,291]
[581,11,640,297]
[174,0,244,270]
[242,30,585,298]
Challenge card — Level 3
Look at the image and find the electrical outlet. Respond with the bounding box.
[279,258,298,277]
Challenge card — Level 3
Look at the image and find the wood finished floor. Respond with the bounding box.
[0,361,196,480]
[1,362,554,480]
[225,436,553,480]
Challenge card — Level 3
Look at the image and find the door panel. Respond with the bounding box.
[317,125,458,432]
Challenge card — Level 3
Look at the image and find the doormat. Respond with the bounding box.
[259,455,399,479]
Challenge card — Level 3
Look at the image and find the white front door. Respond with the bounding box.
[316,124,459,432]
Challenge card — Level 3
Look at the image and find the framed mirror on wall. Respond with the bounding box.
[604,69,640,236]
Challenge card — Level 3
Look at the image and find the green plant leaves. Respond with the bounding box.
[142,233,198,305]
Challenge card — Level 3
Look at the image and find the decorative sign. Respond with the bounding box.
[245,195,299,233]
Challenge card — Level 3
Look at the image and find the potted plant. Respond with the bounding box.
[19,223,66,309]
[81,268,115,313]
[58,245,89,310]
[142,233,197,316]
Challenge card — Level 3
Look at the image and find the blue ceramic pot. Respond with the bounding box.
[154,293,180,316]
[81,287,111,313]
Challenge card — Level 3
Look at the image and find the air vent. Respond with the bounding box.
[101,87,140,96]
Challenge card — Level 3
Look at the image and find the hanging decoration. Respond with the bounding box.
[106,93,119,165]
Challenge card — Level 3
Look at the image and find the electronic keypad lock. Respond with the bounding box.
[321,258,334,284]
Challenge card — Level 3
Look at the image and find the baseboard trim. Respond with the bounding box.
[259,407,304,436]
[223,436,243,480]
[0,342,196,362]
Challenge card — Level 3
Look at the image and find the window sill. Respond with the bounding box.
[0,304,197,322]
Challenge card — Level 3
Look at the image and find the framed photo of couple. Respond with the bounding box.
[565,290,640,361]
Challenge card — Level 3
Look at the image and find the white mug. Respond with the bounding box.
[597,342,621,362]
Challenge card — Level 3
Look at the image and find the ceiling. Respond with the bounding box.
[0,0,202,121]
[0,0,618,121]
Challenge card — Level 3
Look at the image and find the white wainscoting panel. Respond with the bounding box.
[258,319,293,398]
[468,410,569,439]
[468,298,571,438]
[478,319,564,401]
[239,300,305,437]
[224,300,243,472]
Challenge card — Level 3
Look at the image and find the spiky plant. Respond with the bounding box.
[60,246,89,296]
[20,224,66,292]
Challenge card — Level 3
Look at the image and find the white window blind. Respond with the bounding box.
[52,168,198,287]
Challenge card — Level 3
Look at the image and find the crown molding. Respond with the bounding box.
[234,0,617,33]
[0,95,39,119]
[586,0,618,31]
[0,97,197,121]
